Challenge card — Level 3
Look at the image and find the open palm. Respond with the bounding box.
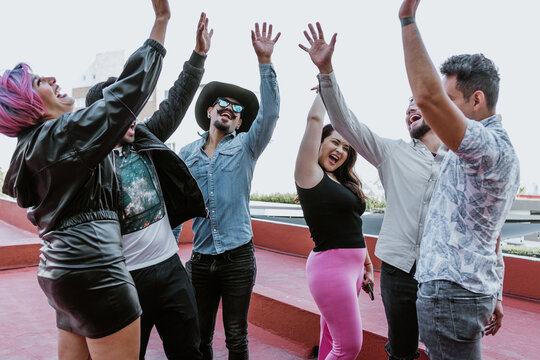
[195,12,213,54]
[251,22,281,64]
[299,23,336,74]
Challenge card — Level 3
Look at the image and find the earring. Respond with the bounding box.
[207,113,211,118]
[235,126,240,130]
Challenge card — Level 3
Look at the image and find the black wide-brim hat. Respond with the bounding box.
[195,81,259,133]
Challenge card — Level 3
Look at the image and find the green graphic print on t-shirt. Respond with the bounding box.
[117,149,165,235]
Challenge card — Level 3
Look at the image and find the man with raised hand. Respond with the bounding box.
[85,13,212,360]
[399,0,519,359]
[177,22,280,360]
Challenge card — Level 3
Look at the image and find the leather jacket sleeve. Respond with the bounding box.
[63,38,166,170]
[144,50,206,142]
[2,39,166,233]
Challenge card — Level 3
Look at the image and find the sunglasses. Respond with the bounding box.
[214,97,244,113]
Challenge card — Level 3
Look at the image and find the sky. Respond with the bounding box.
[1,0,540,197]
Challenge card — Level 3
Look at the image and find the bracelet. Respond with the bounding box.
[400,16,415,27]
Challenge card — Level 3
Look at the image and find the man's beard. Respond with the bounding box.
[119,134,135,145]
[213,119,232,133]
[410,120,431,139]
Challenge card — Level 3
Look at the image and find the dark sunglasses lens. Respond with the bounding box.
[217,98,230,107]
[232,104,244,113]
[217,98,243,113]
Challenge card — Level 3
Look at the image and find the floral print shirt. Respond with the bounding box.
[416,114,519,295]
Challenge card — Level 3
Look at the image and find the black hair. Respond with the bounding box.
[85,76,117,107]
[440,54,500,110]
[321,124,366,202]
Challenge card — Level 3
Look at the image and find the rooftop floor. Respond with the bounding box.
[1,215,539,359]
[0,265,310,360]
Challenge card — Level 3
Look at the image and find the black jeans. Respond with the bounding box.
[380,262,420,360]
[130,254,202,360]
[186,241,257,360]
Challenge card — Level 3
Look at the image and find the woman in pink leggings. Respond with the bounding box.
[295,92,374,360]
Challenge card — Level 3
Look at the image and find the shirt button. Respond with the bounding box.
[210,191,213,195]
[213,229,217,232]
[209,173,212,176]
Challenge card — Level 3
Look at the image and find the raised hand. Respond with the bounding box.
[149,0,171,45]
[195,12,213,55]
[251,22,281,65]
[151,0,171,22]
[399,0,420,19]
[298,22,336,74]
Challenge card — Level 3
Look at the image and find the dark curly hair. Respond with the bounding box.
[440,54,500,111]
[85,76,117,107]
[321,124,366,201]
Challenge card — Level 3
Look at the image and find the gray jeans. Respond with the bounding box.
[416,280,496,360]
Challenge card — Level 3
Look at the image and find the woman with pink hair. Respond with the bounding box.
[0,1,171,359]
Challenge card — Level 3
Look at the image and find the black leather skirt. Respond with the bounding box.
[37,219,141,338]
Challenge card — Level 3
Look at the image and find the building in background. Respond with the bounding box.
[72,50,157,121]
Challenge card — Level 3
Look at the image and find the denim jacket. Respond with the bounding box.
[179,64,279,254]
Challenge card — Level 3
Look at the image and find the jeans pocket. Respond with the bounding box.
[227,250,254,264]
[449,297,485,341]
[417,282,437,299]
[382,262,397,275]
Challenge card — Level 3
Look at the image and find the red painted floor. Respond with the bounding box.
[180,244,540,360]
[1,222,539,359]
[0,266,310,360]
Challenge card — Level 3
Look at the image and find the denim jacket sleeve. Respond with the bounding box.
[144,51,206,142]
[242,64,280,159]
[62,38,166,170]
[318,71,394,167]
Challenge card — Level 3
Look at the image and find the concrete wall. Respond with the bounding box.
[247,218,539,301]
[2,202,538,301]
[0,198,37,235]
[503,255,540,300]
[178,217,540,300]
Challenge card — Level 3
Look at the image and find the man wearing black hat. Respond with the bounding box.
[175,22,281,360]
[85,13,212,360]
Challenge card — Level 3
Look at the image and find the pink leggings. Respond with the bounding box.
[306,248,367,360]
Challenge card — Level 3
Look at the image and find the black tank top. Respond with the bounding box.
[296,173,366,252]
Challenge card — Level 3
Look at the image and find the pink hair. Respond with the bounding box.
[0,63,45,137]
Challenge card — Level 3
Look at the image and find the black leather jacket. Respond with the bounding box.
[3,39,166,238]
[123,51,208,228]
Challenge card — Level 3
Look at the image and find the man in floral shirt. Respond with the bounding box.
[398,1,520,359]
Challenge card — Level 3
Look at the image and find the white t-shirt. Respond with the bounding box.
[122,211,178,271]
[114,147,179,271]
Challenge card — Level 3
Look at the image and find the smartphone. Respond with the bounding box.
[363,273,374,301]
[363,282,374,301]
